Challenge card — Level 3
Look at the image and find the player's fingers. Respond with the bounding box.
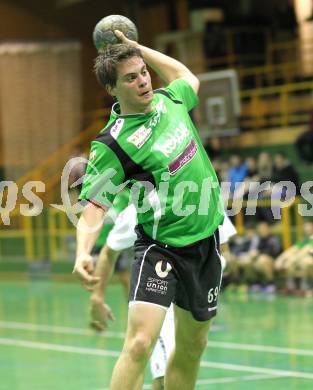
[73,267,100,284]
[90,321,102,331]
[114,29,133,44]
[85,262,94,273]
[90,320,107,332]
[104,306,115,321]
[108,311,116,321]
[82,283,94,292]
[114,29,124,39]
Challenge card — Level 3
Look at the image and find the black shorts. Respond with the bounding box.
[129,226,222,321]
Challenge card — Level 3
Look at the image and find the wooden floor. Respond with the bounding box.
[0,279,313,389]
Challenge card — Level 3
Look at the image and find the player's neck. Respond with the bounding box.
[117,102,153,116]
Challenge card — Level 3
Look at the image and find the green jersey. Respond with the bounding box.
[80,79,223,247]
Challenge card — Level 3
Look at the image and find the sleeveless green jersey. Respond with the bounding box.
[80,79,223,247]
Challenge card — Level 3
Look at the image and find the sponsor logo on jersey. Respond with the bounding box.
[169,139,198,175]
[155,260,172,278]
[127,125,152,148]
[110,118,124,139]
[154,122,190,158]
[148,99,167,128]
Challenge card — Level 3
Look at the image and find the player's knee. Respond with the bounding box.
[127,333,154,363]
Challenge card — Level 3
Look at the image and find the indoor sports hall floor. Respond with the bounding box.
[0,279,312,389]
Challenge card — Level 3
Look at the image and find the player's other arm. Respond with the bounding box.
[73,202,106,287]
[90,245,120,331]
[114,30,200,94]
[92,245,120,298]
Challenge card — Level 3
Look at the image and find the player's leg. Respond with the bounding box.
[110,230,176,390]
[117,270,130,297]
[150,304,175,389]
[165,231,221,389]
[165,305,211,390]
[110,302,166,390]
[114,249,132,298]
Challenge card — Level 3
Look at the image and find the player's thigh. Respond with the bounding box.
[124,303,167,349]
[173,305,211,354]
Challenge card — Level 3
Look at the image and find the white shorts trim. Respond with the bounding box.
[133,244,156,300]
[128,300,168,311]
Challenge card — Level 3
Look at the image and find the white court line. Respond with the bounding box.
[0,320,124,339]
[99,374,283,390]
[142,374,284,389]
[200,360,313,380]
[195,374,285,385]
[0,337,313,380]
[0,337,119,357]
[1,320,313,357]
[208,340,313,357]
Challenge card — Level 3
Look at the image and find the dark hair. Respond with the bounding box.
[94,44,143,89]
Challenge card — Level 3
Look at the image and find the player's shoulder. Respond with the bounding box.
[156,78,198,108]
[154,84,183,105]
[93,116,126,146]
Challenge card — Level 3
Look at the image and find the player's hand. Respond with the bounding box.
[114,29,138,47]
[89,295,115,331]
[72,254,100,291]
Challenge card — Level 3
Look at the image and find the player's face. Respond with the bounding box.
[111,56,153,115]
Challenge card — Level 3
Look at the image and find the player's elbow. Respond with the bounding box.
[191,74,200,92]
[181,74,200,94]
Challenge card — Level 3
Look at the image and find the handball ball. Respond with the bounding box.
[93,14,138,52]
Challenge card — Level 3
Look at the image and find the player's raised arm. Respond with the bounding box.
[73,202,106,288]
[114,30,200,93]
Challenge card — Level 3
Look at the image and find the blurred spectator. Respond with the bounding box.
[204,136,221,161]
[253,152,274,223]
[228,154,248,194]
[275,220,313,297]
[272,152,300,195]
[257,151,273,182]
[227,223,260,287]
[229,223,260,259]
[245,156,258,179]
[213,158,230,184]
[232,156,259,200]
[296,109,313,164]
[242,221,282,292]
